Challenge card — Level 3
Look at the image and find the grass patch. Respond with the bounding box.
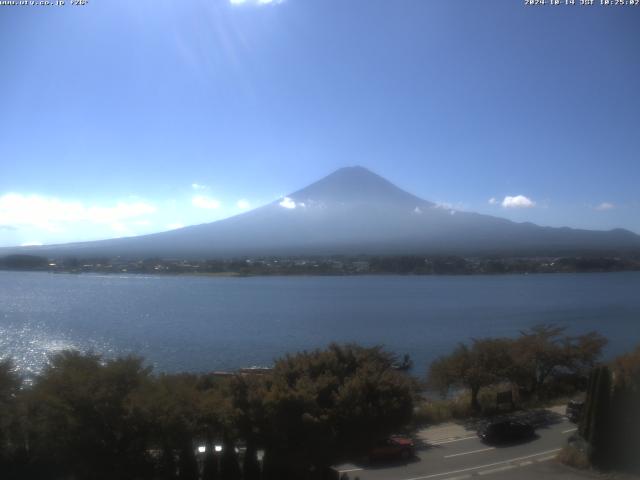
[412,396,476,426]
[413,384,580,427]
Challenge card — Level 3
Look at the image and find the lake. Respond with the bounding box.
[1,271,639,375]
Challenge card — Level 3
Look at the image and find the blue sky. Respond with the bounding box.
[1,0,639,247]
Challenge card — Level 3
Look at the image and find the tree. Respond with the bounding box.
[201,449,219,480]
[611,343,640,391]
[242,443,261,480]
[580,366,612,467]
[261,344,415,478]
[576,345,640,472]
[134,373,205,477]
[0,358,21,471]
[177,443,199,480]
[508,325,606,397]
[608,344,640,471]
[219,437,241,480]
[428,338,512,411]
[1,254,48,270]
[27,351,153,480]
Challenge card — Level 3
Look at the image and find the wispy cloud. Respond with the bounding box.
[192,195,221,209]
[279,197,296,209]
[488,197,497,205]
[434,201,454,210]
[0,193,156,230]
[20,241,43,247]
[166,222,185,230]
[595,202,614,211]
[501,195,535,209]
[191,183,207,191]
[433,201,467,212]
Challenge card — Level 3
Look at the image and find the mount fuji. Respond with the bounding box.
[5,166,640,259]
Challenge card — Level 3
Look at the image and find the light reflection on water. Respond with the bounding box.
[1,270,639,375]
[0,322,114,375]
[1,323,75,374]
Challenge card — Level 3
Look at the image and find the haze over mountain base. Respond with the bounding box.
[3,167,639,260]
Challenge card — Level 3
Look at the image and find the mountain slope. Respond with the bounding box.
[4,166,640,259]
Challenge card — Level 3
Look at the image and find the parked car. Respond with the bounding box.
[478,420,535,444]
[566,400,585,423]
[368,435,415,462]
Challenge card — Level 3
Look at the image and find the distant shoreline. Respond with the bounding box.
[2,252,640,277]
[1,266,639,278]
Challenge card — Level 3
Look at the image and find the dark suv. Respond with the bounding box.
[478,420,535,444]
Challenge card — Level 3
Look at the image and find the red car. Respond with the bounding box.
[368,436,415,462]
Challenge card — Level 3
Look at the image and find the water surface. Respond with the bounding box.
[1,271,638,374]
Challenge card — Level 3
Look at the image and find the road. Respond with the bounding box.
[334,407,586,480]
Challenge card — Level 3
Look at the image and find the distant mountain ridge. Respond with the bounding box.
[3,166,640,259]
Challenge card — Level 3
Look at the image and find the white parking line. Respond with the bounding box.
[444,447,495,458]
[402,448,562,480]
[562,427,578,434]
[429,435,478,445]
[535,455,558,462]
[338,467,363,473]
[478,464,516,475]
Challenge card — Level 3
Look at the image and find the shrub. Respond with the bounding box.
[558,445,590,470]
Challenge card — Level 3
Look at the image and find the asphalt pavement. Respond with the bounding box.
[333,406,588,480]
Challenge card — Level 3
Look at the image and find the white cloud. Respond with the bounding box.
[166,222,185,230]
[237,199,251,210]
[0,193,156,230]
[413,206,423,214]
[434,202,454,210]
[488,197,497,205]
[192,195,221,209]
[501,195,535,209]
[20,241,42,247]
[595,202,614,211]
[191,183,207,191]
[279,197,296,209]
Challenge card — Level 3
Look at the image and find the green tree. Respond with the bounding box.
[577,345,640,472]
[428,338,511,411]
[201,448,220,480]
[133,374,202,472]
[219,437,241,480]
[508,325,606,397]
[262,344,415,478]
[27,351,153,480]
[242,443,261,480]
[609,344,640,471]
[0,358,22,471]
[177,443,199,480]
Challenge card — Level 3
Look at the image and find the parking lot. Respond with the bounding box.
[333,406,583,480]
